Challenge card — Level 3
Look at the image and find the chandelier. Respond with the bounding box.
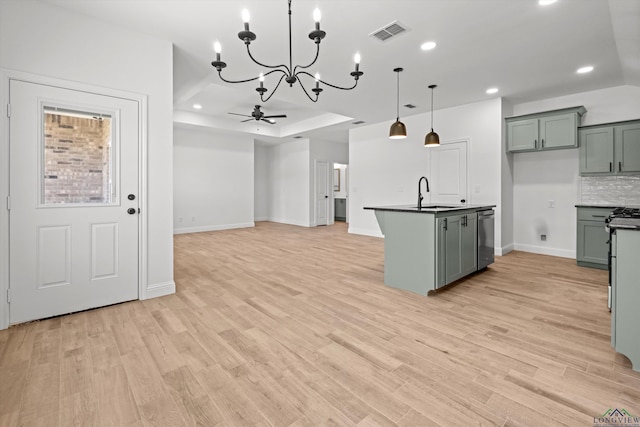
[210,0,364,103]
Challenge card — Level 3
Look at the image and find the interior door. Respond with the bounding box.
[429,140,468,204]
[9,79,139,324]
[316,160,329,226]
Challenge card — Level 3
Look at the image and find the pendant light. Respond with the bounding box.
[424,84,440,147]
[389,67,407,139]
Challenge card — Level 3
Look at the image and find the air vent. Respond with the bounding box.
[352,120,365,125]
[403,104,417,109]
[293,136,304,139]
[370,21,410,42]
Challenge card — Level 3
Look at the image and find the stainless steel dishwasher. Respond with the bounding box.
[477,209,495,269]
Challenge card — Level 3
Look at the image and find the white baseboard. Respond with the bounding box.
[268,218,312,227]
[497,243,514,256]
[348,227,384,238]
[173,222,255,235]
[513,243,575,259]
[144,281,176,299]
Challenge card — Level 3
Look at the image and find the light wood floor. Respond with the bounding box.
[1,221,639,426]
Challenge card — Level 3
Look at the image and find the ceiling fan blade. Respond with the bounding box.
[228,112,251,117]
[241,118,254,122]
[263,114,287,119]
[261,118,277,124]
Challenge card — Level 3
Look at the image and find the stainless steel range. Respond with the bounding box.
[605,207,640,309]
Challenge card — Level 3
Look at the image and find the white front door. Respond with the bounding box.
[316,161,329,226]
[9,80,139,324]
[429,140,468,205]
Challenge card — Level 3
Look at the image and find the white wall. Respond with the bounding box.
[268,139,312,227]
[349,98,505,250]
[254,145,270,221]
[173,126,254,233]
[511,85,640,258]
[0,0,175,327]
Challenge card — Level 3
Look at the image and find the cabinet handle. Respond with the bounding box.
[444,218,448,231]
[534,139,537,149]
[541,138,545,148]
[610,162,613,172]
[619,161,622,172]
[592,215,606,218]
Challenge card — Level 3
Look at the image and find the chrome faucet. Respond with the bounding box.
[418,176,430,209]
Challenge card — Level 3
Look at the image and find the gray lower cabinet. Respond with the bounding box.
[611,228,640,372]
[579,119,640,175]
[506,106,586,153]
[437,212,477,287]
[576,207,613,269]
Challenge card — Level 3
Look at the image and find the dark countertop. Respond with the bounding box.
[364,204,496,213]
[575,204,623,209]
[610,218,640,230]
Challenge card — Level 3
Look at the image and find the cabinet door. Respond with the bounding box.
[444,215,463,284]
[577,220,609,265]
[461,213,478,276]
[615,122,640,173]
[507,119,538,152]
[436,217,447,288]
[540,113,577,149]
[579,127,614,174]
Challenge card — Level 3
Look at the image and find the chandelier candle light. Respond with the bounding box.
[211,0,364,102]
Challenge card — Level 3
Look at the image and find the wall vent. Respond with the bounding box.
[352,120,365,125]
[293,136,304,139]
[369,21,410,42]
[403,104,417,109]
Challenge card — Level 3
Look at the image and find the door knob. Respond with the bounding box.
[325,195,328,198]
[128,194,136,200]
[127,208,136,215]
[461,199,466,203]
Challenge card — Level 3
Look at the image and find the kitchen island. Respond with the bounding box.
[364,204,496,295]
[610,216,640,372]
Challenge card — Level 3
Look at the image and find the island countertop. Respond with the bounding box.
[364,204,496,213]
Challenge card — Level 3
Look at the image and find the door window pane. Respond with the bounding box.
[42,107,114,204]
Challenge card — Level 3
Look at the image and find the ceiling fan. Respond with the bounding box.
[228,105,287,124]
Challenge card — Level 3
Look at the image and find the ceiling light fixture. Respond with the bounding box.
[421,41,437,51]
[211,0,363,103]
[486,87,499,94]
[576,65,594,74]
[193,104,202,109]
[424,84,440,147]
[538,0,557,5]
[389,68,407,140]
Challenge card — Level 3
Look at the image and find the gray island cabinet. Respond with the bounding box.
[364,204,496,295]
[610,219,640,372]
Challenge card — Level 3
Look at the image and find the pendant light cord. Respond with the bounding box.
[430,86,434,131]
[396,71,400,120]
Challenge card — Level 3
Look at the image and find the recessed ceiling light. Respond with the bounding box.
[486,87,499,94]
[538,0,557,5]
[576,66,594,74]
[193,104,202,109]
[421,41,437,51]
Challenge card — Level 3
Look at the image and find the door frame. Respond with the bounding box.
[0,69,149,330]
[429,138,470,205]
[314,159,331,226]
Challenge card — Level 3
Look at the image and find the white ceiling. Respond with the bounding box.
[41,0,640,145]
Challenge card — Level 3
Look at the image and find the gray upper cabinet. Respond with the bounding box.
[506,106,586,153]
[579,119,640,175]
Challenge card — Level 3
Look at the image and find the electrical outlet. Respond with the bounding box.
[548,200,555,208]
[541,234,547,241]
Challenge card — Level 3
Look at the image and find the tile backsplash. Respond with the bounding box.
[581,175,640,206]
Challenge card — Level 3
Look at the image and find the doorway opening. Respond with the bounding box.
[333,163,348,223]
